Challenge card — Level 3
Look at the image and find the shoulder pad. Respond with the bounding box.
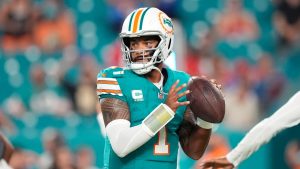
[97,66,125,97]
[100,66,125,78]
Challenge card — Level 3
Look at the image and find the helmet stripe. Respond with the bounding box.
[132,8,144,33]
[128,11,136,31]
[139,7,150,30]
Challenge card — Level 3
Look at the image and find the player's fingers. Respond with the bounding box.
[225,166,234,169]
[175,83,187,93]
[224,165,234,169]
[177,101,190,106]
[209,79,222,90]
[210,79,216,84]
[170,80,179,93]
[198,162,212,169]
[177,90,190,99]
[197,164,206,169]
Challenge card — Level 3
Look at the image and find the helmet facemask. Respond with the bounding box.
[120,32,167,75]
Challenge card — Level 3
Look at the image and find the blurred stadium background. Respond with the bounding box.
[0,0,300,168]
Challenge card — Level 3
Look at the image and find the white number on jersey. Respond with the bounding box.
[154,127,170,155]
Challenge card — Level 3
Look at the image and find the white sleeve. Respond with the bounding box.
[105,119,153,157]
[0,159,12,169]
[101,103,175,158]
[97,112,107,136]
[226,91,300,167]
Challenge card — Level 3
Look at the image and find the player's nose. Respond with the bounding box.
[135,41,148,50]
[133,44,148,57]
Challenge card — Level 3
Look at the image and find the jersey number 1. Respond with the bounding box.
[154,127,170,155]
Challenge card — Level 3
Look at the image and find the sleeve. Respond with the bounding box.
[0,160,12,169]
[226,91,300,167]
[97,70,126,102]
[104,103,175,157]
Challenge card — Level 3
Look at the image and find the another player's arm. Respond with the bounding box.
[177,107,211,160]
[0,132,14,162]
[199,91,300,169]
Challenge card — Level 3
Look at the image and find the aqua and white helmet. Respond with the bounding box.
[120,7,174,75]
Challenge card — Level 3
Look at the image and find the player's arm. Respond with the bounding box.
[0,133,14,162]
[100,97,157,158]
[200,91,300,169]
[0,132,14,169]
[177,107,212,160]
[97,72,156,158]
[100,98,130,126]
[99,80,189,158]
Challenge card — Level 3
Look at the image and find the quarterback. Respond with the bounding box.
[200,91,300,169]
[97,7,213,169]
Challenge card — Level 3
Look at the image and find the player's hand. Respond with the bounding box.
[165,80,190,112]
[201,76,222,90]
[198,157,234,169]
[201,76,223,97]
[209,79,222,91]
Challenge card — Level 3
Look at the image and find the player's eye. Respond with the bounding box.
[145,41,153,47]
[130,41,137,48]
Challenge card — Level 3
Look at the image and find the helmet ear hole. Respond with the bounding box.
[123,37,131,48]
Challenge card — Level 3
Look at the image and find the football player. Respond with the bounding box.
[199,91,300,169]
[97,7,214,169]
[0,132,14,169]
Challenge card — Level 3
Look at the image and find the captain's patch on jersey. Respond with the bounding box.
[131,90,144,101]
[97,77,123,96]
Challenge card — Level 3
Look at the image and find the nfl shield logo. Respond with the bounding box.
[158,92,164,99]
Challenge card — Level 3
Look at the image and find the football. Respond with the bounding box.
[186,76,225,123]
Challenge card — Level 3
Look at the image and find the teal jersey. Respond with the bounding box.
[97,66,190,169]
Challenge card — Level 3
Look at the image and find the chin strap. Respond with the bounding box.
[152,67,164,88]
[152,67,168,97]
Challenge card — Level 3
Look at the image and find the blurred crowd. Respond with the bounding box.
[8,128,99,169]
[0,0,75,53]
[0,0,300,168]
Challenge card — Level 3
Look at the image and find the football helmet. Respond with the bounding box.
[120,7,174,75]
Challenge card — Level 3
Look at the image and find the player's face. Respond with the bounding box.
[129,36,159,63]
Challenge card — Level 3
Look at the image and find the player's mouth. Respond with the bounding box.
[133,56,150,63]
